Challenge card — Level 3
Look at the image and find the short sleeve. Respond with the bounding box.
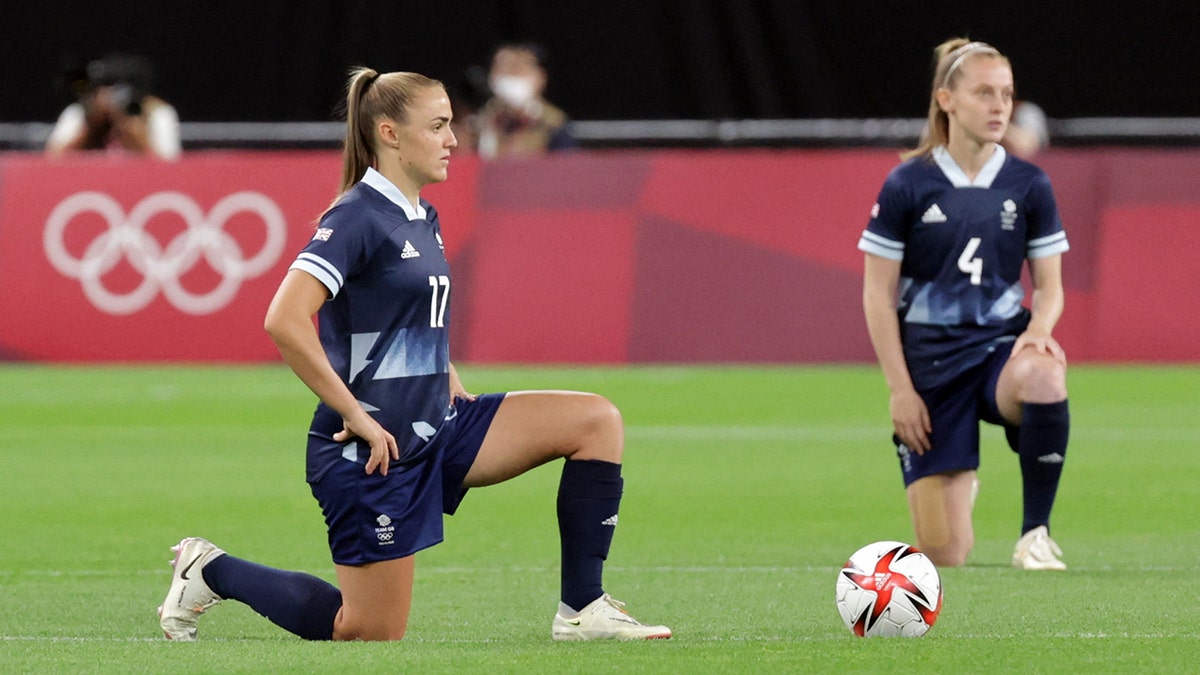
[1024,170,1069,259]
[857,167,912,261]
[288,202,373,298]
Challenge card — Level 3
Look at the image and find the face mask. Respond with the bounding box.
[490,76,537,107]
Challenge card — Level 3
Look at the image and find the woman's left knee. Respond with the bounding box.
[587,395,622,435]
[1014,354,1067,401]
[579,394,623,460]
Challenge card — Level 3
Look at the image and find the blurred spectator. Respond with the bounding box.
[1001,100,1049,159]
[469,42,576,159]
[45,54,181,161]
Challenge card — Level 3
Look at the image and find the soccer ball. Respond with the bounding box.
[835,541,942,637]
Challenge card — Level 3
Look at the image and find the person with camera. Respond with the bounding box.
[45,54,181,161]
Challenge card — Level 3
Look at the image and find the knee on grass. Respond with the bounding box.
[331,608,409,642]
[920,542,971,568]
[333,623,408,642]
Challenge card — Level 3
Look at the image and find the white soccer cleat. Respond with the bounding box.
[157,537,226,640]
[551,593,672,641]
[1012,525,1067,571]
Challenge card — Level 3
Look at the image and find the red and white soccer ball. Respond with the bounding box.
[835,541,942,637]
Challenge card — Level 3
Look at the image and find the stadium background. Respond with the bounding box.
[2,6,1199,668]
[1,1,1198,363]
[4,1,1199,124]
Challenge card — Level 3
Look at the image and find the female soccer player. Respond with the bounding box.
[157,67,671,642]
[858,39,1071,570]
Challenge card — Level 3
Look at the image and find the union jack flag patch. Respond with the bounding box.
[313,227,334,241]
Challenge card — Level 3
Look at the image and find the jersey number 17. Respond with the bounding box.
[428,275,449,327]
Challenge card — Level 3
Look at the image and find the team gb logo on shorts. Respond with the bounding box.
[375,514,395,545]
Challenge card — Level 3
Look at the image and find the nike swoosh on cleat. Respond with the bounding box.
[565,619,581,626]
[179,556,201,581]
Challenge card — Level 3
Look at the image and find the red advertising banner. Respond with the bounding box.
[2,149,1199,363]
[0,153,339,360]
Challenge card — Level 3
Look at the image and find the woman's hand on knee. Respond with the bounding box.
[1011,332,1067,368]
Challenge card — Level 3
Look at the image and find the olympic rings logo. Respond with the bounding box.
[44,191,287,315]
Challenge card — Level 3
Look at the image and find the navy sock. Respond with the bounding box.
[202,554,342,640]
[1017,400,1070,535]
[557,459,623,612]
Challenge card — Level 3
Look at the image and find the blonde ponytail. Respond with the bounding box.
[339,67,381,194]
[332,67,446,198]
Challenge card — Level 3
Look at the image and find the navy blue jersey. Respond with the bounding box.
[289,168,453,482]
[858,146,1068,390]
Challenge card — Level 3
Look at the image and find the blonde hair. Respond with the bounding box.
[337,67,445,194]
[903,38,1009,160]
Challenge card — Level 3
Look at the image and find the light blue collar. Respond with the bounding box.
[933,145,1006,188]
[361,167,427,220]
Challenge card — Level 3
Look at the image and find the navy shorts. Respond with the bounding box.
[895,343,1015,486]
[310,392,506,565]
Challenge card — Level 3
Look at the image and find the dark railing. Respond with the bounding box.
[3,117,1200,151]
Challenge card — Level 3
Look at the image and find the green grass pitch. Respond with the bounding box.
[1,363,1197,672]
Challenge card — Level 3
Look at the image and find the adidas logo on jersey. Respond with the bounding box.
[921,203,948,223]
[601,515,619,527]
[401,240,421,259]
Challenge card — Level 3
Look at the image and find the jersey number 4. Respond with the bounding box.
[428,275,449,327]
[957,237,983,286]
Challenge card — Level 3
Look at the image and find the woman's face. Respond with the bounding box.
[939,57,1014,147]
[393,86,458,187]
